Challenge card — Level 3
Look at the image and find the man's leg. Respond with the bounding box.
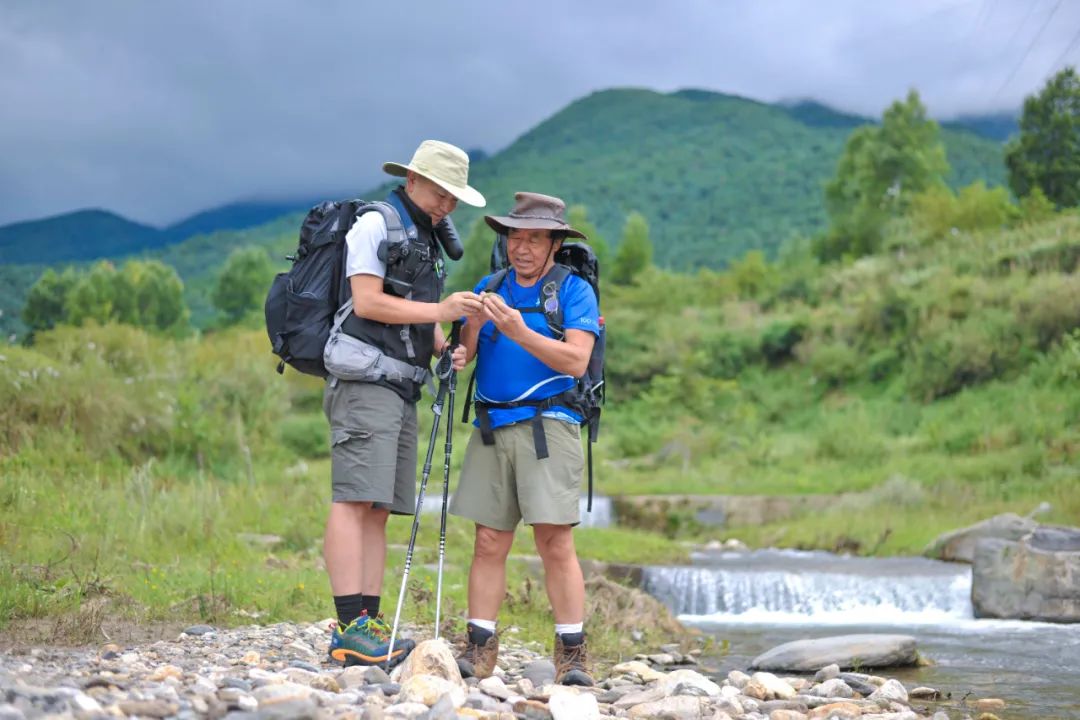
[534,522,593,686]
[323,501,382,596]
[532,523,584,624]
[467,524,516,620]
[456,523,514,679]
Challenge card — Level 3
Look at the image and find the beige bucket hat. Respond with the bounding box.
[382,140,486,208]
[484,192,586,239]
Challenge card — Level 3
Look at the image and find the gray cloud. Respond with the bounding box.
[1,0,1077,227]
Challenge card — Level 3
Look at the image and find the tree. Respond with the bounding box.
[447,218,494,293]
[125,260,189,331]
[1006,66,1080,208]
[22,267,76,334]
[611,212,653,285]
[819,90,949,260]
[567,205,610,272]
[65,261,119,327]
[212,246,274,324]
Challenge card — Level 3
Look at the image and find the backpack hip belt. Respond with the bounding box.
[325,301,431,387]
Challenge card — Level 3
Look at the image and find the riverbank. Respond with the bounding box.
[0,619,996,719]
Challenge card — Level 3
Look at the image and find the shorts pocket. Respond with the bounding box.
[331,428,374,464]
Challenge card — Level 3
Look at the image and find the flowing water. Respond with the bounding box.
[642,549,1080,719]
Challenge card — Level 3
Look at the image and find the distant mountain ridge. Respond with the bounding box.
[0,91,1014,268]
[0,199,326,265]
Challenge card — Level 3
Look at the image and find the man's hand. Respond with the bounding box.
[451,343,468,371]
[481,292,528,341]
[437,291,483,322]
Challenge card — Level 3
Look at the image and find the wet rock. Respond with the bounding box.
[838,673,878,697]
[972,529,1080,622]
[868,679,909,705]
[521,659,556,686]
[812,678,854,698]
[751,635,918,672]
[924,512,1037,563]
[812,664,840,682]
[909,686,940,700]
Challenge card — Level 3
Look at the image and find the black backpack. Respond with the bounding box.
[265,198,465,378]
[466,235,606,510]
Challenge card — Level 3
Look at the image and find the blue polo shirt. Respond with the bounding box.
[471,270,599,430]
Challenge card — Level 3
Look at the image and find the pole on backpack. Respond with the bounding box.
[434,322,461,639]
[386,372,448,670]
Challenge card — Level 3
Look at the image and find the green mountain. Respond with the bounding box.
[0,209,161,264]
[449,88,1006,269]
[0,88,1010,339]
[0,201,329,265]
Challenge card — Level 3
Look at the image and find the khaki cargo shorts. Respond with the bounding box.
[322,378,417,515]
[450,418,584,531]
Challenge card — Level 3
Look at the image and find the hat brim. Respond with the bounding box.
[382,161,486,207]
[484,215,586,240]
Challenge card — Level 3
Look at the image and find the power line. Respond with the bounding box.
[993,0,1067,102]
[1049,26,1080,72]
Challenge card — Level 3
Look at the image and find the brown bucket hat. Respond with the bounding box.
[483,192,587,240]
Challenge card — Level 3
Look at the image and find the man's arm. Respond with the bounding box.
[480,293,594,377]
[351,274,482,325]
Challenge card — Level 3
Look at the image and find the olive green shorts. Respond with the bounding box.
[449,419,583,531]
[322,378,416,515]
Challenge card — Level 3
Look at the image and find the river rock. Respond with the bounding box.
[627,694,703,719]
[924,512,1037,563]
[658,669,721,697]
[868,678,908,704]
[750,635,918,672]
[813,678,854,698]
[398,674,465,707]
[613,660,666,682]
[548,687,600,720]
[972,527,1080,622]
[393,639,464,687]
[521,659,556,686]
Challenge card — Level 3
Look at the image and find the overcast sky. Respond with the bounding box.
[2,0,1078,228]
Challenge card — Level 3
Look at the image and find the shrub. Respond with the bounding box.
[905,310,1025,400]
[759,319,807,365]
[279,414,329,459]
[807,341,861,388]
[1013,273,1080,348]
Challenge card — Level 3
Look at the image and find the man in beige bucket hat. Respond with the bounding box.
[323,140,486,668]
[448,192,599,686]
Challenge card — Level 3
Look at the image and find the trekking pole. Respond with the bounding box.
[434,321,461,639]
[386,369,449,670]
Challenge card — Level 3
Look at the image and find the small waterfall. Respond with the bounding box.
[642,550,973,624]
[578,494,613,528]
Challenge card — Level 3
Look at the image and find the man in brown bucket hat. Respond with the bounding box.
[448,192,600,686]
[323,140,486,668]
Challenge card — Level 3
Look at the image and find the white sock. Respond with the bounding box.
[555,622,583,636]
[468,618,497,633]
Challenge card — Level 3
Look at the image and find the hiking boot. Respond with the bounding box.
[554,631,594,686]
[455,623,499,679]
[328,611,415,668]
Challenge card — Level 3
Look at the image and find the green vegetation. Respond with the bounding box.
[212,246,276,325]
[3,83,1077,652]
[1006,67,1080,208]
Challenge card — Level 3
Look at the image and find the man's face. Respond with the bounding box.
[507,228,558,279]
[406,174,458,225]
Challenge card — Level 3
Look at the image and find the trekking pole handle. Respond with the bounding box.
[449,320,462,348]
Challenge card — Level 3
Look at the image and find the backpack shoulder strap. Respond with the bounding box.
[484,268,510,293]
[540,264,572,339]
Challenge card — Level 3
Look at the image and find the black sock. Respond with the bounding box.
[361,594,381,618]
[559,631,585,646]
[333,593,365,627]
[468,622,494,644]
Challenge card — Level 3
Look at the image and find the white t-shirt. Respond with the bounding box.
[344,211,388,279]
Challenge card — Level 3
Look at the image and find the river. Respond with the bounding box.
[642,548,1080,719]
